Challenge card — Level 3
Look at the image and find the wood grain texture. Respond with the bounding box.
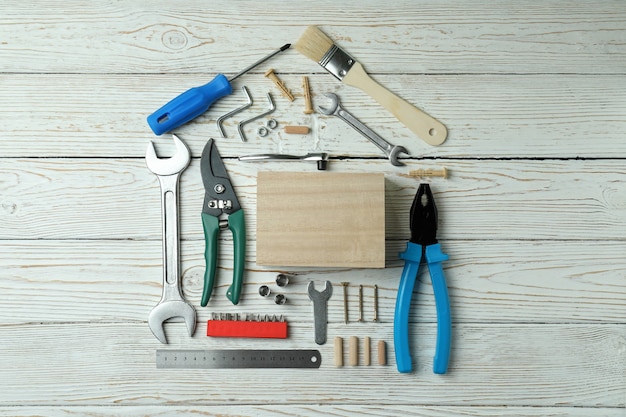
[0,323,622,407]
[1,1,624,74]
[1,1,625,414]
[1,159,624,240]
[1,75,625,158]
[257,171,385,267]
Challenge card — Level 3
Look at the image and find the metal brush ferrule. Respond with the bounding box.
[319,45,356,81]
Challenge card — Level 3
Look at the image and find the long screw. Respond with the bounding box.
[373,285,379,322]
[341,282,349,324]
[358,285,364,322]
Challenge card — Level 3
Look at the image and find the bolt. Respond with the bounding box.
[214,183,225,193]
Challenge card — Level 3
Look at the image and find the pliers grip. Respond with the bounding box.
[201,209,246,306]
[394,241,451,374]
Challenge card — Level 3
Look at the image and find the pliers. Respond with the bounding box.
[200,139,246,306]
[394,183,451,374]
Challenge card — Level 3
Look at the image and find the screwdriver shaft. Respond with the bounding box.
[230,43,291,82]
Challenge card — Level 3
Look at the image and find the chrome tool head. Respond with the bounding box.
[316,92,339,115]
[307,280,333,301]
[145,134,191,176]
[149,300,197,344]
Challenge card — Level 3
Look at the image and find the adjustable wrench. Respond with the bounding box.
[145,134,196,344]
[317,92,409,166]
[307,281,333,345]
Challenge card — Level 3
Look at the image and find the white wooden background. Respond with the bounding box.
[1,1,625,416]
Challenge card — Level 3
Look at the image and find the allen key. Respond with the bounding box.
[237,92,276,142]
[216,86,253,138]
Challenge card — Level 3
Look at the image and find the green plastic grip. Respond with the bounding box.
[200,210,246,306]
[226,209,246,305]
[201,213,219,307]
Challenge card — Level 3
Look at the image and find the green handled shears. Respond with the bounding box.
[200,139,246,306]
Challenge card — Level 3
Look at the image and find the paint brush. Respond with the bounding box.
[295,25,447,146]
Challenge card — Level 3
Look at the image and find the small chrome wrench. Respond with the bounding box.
[307,281,333,345]
[145,134,196,344]
[317,92,409,166]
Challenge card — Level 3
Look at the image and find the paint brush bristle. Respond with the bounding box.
[294,26,334,63]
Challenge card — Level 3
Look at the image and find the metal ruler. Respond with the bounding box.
[156,349,321,369]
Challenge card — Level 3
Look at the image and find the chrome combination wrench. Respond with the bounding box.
[145,134,196,344]
[317,92,409,166]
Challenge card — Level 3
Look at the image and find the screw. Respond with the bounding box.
[358,285,364,322]
[214,184,225,193]
[340,282,349,324]
[373,285,379,322]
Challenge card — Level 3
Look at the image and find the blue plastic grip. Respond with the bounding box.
[147,74,233,135]
[425,244,451,374]
[394,241,423,373]
[394,242,451,374]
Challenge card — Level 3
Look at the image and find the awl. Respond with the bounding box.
[147,43,291,135]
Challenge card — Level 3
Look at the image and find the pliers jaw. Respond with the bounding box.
[409,183,438,247]
[201,139,241,217]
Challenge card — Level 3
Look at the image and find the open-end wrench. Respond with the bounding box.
[145,134,196,344]
[317,92,409,166]
[307,281,333,345]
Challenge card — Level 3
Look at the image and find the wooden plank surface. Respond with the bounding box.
[1,1,625,416]
[257,171,385,267]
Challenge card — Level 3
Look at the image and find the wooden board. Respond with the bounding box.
[256,171,386,268]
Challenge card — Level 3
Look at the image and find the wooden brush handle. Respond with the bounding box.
[342,62,447,146]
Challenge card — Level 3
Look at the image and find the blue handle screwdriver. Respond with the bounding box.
[147,43,291,135]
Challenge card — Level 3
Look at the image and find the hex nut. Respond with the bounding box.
[258,126,269,137]
[267,119,278,130]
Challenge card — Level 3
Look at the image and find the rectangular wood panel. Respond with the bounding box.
[256,171,386,268]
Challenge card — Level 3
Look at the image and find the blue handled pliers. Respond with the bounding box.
[394,183,451,374]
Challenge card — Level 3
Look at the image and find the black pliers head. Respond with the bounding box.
[200,139,246,306]
[409,183,439,248]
